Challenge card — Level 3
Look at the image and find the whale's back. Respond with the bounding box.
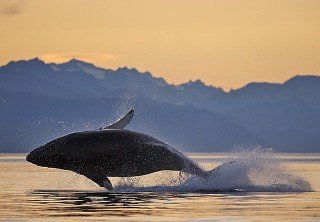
[54,129,199,177]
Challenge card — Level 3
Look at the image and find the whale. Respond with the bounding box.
[26,109,211,190]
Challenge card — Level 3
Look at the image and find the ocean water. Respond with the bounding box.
[0,151,319,221]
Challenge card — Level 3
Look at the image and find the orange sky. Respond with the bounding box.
[1,0,319,90]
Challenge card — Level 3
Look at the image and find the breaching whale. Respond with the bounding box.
[26,109,210,190]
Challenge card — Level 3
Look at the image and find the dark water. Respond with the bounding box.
[0,152,319,221]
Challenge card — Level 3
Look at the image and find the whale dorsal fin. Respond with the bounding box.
[100,109,134,130]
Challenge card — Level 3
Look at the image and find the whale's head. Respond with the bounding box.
[26,139,74,169]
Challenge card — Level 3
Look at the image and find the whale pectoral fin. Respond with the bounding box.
[81,170,113,190]
[100,109,134,130]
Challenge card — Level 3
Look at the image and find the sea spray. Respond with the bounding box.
[112,77,138,120]
[179,148,312,192]
[114,148,313,192]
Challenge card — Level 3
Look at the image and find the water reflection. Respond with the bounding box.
[26,190,199,217]
[21,189,320,220]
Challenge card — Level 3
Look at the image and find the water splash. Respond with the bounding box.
[113,148,313,193]
[112,79,138,120]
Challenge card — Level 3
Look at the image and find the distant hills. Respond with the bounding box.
[0,58,319,152]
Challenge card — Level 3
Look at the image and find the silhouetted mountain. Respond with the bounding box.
[0,90,257,153]
[0,58,319,152]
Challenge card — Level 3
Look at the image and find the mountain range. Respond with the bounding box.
[0,58,319,152]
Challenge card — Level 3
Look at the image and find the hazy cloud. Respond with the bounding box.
[0,0,26,16]
[40,53,119,64]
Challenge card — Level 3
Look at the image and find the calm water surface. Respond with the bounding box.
[0,153,319,221]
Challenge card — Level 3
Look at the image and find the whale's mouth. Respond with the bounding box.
[26,153,44,166]
[26,147,42,164]
[26,152,37,164]
[26,146,54,167]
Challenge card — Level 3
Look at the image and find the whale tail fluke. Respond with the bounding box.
[100,109,134,130]
[182,161,209,179]
[203,161,236,178]
[185,161,236,179]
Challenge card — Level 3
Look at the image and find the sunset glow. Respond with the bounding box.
[1,0,319,89]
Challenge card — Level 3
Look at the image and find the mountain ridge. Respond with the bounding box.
[0,58,319,152]
[6,57,316,92]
